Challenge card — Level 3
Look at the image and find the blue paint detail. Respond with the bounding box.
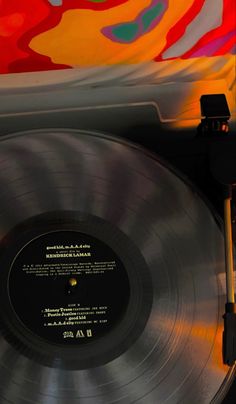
[112,23,139,42]
[48,0,63,6]
[142,3,163,31]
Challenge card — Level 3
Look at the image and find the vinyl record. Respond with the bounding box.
[0,129,234,404]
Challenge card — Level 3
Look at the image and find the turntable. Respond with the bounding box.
[0,1,236,403]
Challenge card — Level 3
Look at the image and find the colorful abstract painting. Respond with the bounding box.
[0,0,235,74]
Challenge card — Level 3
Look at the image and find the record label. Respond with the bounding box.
[8,231,130,345]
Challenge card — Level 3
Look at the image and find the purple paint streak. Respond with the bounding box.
[230,44,236,54]
[191,31,235,57]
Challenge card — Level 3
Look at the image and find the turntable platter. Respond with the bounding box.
[0,129,234,403]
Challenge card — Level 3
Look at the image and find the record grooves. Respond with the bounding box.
[0,129,235,403]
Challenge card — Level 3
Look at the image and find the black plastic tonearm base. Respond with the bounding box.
[223,303,236,366]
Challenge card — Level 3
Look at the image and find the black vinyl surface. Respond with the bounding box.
[0,119,235,403]
[124,125,236,404]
